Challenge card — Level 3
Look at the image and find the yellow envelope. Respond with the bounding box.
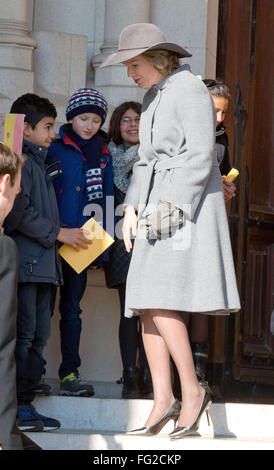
[59,218,114,274]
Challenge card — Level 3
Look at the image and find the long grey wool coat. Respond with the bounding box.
[124,65,241,318]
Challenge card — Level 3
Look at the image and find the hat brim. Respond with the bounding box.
[100,42,192,68]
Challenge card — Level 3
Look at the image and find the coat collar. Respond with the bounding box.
[58,124,82,154]
[23,140,48,165]
[153,64,191,91]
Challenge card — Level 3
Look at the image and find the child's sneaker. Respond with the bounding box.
[33,374,52,396]
[29,404,61,431]
[17,405,44,432]
[59,372,94,397]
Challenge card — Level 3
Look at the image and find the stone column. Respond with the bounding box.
[32,31,88,99]
[91,0,151,107]
[150,0,218,77]
[32,0,91,124]
[205,0,219,79]
[0,0,37,108]
[33,0,99,87]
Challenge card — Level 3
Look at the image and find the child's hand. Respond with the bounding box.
[57,227,92,251]
[222,176,236,202]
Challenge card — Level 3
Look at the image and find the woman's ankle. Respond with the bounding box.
[153,394,175,409]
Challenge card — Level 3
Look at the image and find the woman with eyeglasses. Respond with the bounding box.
[104,101,152,399]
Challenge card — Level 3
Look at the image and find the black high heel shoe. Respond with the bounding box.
[126,400,181,436]
[169,388,212,439]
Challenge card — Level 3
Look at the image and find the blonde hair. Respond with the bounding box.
[142,49,180,76]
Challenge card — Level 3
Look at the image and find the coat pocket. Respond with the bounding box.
[20,247,45,275]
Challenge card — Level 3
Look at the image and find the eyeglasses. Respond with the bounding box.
[121,117,140,125]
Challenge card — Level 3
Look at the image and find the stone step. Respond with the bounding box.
[29,384,274,441]
[25,429,274,451]
[46,378,123,399]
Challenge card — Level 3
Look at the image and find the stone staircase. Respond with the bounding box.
[25,380,274,450]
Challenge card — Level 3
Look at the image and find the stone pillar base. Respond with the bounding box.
[33,31,88,97]
[0,0,37,102]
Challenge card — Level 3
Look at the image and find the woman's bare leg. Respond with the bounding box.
[143,309,205,428]
[141,310,175,427]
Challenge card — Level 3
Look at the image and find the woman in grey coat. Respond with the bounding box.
[101,23,240,439]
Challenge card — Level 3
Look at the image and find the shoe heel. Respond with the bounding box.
[205,408,210,426]
[127,400,181,436]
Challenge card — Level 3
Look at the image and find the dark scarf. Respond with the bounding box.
[64,123,104,168]
[64,124,107,202]
[216,124,226,138]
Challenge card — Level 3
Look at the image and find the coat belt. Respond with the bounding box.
[140,154,219,216]
[152,154,219,173]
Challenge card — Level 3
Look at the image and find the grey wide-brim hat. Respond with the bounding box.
[100,23,192,68]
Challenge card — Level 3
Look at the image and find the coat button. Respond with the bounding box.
[76,186,81,191]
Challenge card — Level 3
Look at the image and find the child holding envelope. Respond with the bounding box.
[49,88,113,397]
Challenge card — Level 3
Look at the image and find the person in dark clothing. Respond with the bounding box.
[0,143,25,450]
[204,79,236,199]
[49,88,114,397]
[105,102,152,399]
[0,142,41,450]
[4,94,89,432]
[216,125,231,175]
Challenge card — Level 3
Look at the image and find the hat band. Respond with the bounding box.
[118,46,151,52]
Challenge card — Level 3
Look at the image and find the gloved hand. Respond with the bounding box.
[146,201,184,240]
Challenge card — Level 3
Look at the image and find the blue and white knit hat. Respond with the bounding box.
[66,88,108,124]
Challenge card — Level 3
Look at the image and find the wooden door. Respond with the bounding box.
[212,0,274,390]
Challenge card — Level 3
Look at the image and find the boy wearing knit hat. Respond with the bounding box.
[49,88,113,397]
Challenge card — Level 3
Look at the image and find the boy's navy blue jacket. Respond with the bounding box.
[4,140,62,285]
[49,124,114,264]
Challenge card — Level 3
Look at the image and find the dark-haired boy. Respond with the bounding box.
[4,93,90,432]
